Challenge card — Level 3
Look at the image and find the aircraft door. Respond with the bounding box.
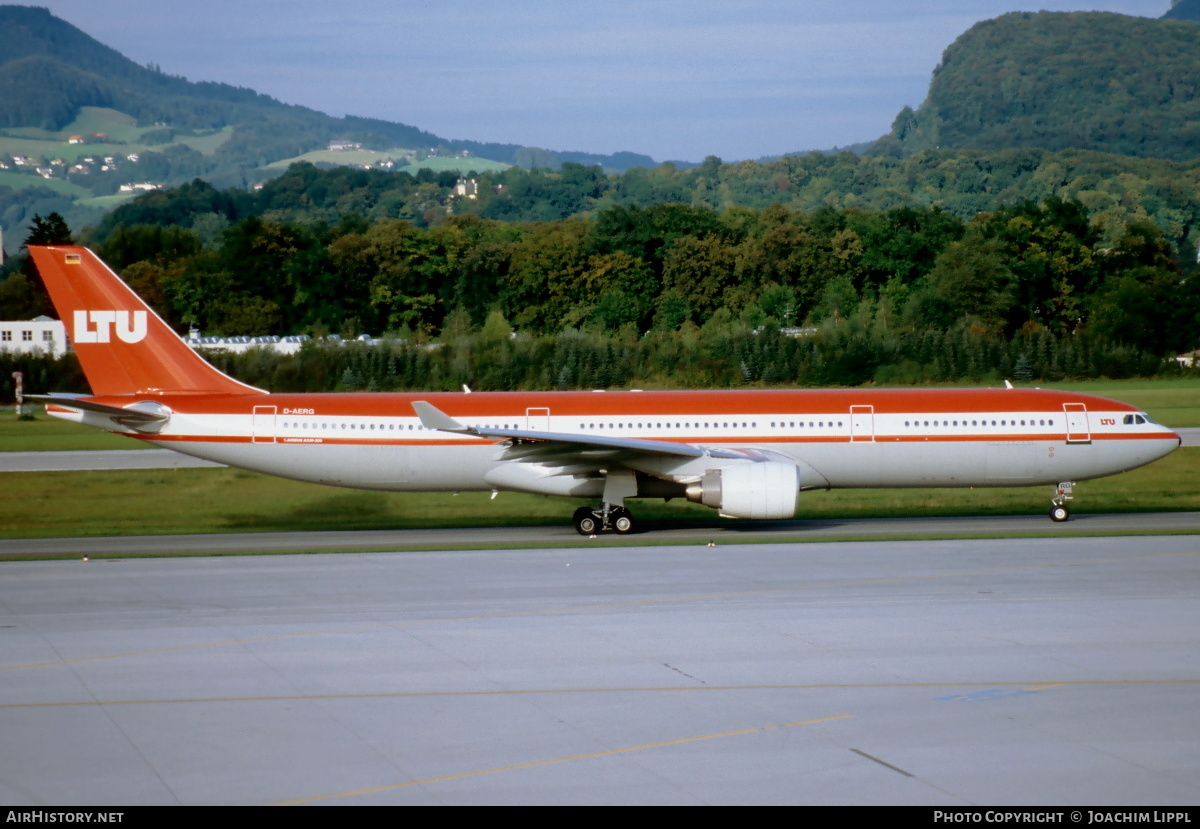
[1063,403,1090,444]
[850,405,874,442]
[526,407,550,432]
[252,405,277,444]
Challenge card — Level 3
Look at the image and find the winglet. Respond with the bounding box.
[412,401,472,433]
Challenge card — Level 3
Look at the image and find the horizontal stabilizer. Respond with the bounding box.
[28,394,170,432]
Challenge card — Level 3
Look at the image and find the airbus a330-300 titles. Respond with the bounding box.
[27,246,1181,534]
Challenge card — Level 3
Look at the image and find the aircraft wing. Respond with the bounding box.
[411,400,749,463]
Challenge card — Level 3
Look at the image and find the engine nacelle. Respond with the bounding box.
[685,461,800,519]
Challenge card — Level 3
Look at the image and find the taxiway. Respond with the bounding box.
[1,535,1197,805]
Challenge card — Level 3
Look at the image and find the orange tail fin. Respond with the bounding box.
[28,245,263,397]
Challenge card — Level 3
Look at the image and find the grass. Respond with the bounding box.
[410,156,511,174]
[266,148,409,168]
[0,136,76,157]
[0,170,91,197]
[76,193,141,209]
[174,126,233,155]
[267,149,512,174]
[61,107,141,143]
[2,447,1196,540]
[0,414,150,451]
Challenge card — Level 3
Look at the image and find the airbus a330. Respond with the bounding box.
[27,246,1181,534]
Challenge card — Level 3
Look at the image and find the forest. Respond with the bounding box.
[2,167,1195,401]
[878,12,1200,161]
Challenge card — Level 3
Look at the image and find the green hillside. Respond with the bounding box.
[1163,0,1200,21]
[0,5,653,171]
[0,4,654,251]
[264,148,511,174]
[876,12,1200,162]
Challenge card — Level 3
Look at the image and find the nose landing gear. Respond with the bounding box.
[1049,481,1075,522]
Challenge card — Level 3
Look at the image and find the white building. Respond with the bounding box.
[188,332,313,356]
[118,182,161,193]
[452,177,478,199]
[0,317,69,358]
[1174,349,1200,368]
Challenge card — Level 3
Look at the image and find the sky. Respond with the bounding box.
[30,1,1171,163]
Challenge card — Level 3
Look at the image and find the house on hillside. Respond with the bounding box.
[118,182,161,193]
[452,177,478,199]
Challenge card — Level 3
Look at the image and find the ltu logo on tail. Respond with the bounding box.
[73,310,147,344]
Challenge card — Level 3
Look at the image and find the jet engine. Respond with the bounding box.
[685,461,800,519]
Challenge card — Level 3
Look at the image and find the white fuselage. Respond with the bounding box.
[51,388,1181,499]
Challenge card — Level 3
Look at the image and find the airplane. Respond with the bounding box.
[26,245,1182,535]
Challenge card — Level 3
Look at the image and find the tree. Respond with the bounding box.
[23,212,73,246]
[928,235,1016,331]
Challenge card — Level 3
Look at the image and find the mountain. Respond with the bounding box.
[0,5,654,171]
[1163,0,1200,22]
[0,4,659,254]
[874,12,1200,162]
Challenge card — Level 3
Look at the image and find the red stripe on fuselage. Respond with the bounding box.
[82,387,1142,419]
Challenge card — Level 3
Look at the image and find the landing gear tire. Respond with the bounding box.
[1049,504,1070,523]
[574,507,599,536]
[612,510,635,534]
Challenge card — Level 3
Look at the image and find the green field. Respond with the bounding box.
[409,156,511,174]
[0,135,80,158]
[0,139,159,167]
[60,107,142,143]
[266,148,410,168]
[174,126,233,155]
[0,170,91,197]
[76,193,141,210]
[0,415,149,451]
[267,148,511,174]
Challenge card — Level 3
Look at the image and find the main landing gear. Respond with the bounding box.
[573,504,636,535]
[1049,481,1075,522]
